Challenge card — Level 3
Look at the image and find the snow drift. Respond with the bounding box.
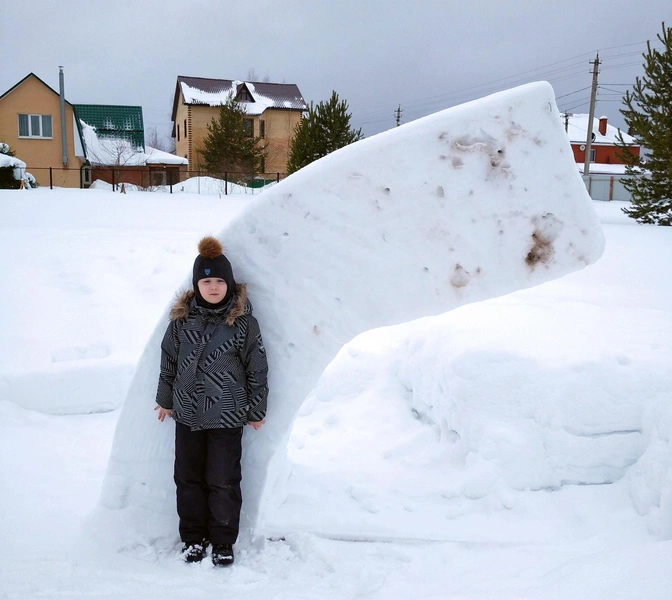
[101,82,604,534]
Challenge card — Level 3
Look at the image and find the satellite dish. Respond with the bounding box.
[580,144,586,151]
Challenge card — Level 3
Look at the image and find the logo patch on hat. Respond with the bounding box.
[204,268,211,275]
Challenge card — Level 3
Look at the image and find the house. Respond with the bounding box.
[172,76,307,175]
[0,72,86,187]
[75,104,187,187]
[563,113,639,165]
[563,113,640,202]
[0,72,187,189]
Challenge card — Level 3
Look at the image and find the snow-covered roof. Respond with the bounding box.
[80,121,187,166]
[145,146,189,165]
[175,76,307,117]
[563,113,635,145]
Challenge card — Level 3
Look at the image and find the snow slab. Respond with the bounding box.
[1,188,671,598]
[101,81,605,534]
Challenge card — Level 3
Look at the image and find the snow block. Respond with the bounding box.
[101,82,604,533]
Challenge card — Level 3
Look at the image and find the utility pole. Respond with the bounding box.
[395,105,403,127]
[583,54,601,178]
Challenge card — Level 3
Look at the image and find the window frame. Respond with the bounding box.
[18,113,53,139]
[243,118,254,138]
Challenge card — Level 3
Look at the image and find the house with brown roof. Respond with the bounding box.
[172,76,307,175]
[0,72,87,187]
[564,113,639,167]
[563,113,641,202]
[1,71,188,188]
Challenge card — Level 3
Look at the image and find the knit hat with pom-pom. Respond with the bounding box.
[192,236,237,307]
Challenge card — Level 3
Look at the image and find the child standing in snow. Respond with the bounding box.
[154,236,268,567]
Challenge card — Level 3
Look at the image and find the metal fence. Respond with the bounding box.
[14,166,287,194]
[582,174,632,202]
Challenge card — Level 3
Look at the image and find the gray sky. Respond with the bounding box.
[3,0,670,144]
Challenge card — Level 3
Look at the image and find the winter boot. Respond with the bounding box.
[211,543,234,566]
[181,540,209,563]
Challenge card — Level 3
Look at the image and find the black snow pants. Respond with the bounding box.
[174,422,243,545]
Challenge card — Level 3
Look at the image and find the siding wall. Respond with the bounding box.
[571,144,640,165]
[175,98,302,174]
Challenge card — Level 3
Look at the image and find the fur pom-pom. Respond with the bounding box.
[198,236,224,259]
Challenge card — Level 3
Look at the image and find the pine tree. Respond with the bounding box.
[287,91,363,174]
[199,95,266,180]
[617,22,672,225]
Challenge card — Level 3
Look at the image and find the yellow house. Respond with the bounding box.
[172,76,307,175]
[0,72,86,187]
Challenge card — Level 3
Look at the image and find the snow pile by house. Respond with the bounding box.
[89,175,277,195]
[80,121,187,166]
[101,81,606,536]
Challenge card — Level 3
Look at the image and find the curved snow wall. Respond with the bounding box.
[101,81,604,531]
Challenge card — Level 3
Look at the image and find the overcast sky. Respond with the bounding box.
[3,0,670,145]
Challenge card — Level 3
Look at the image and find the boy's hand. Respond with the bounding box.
[248,419,265,430]
[154,404,173,422]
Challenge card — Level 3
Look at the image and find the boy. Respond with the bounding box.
[154,236,268,567]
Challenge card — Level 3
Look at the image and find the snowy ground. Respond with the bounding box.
[1,188,671,599]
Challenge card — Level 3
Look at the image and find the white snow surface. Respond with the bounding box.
[102,82,606,534]
[0,153,25,168]
[1,193,671,596]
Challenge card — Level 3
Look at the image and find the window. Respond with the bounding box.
[177,124,180,142]
[82,166,92,186]
[184,119,187,137]
[18,114,53,138]
[259,120,265,139]
[590,149,596,162]
[243,118,254,138]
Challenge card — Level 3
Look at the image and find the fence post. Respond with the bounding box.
[225,173,228,195]
[49,167,53,189]
[112,169,116,192]
[609,176,614,202]
[276,172,280,183]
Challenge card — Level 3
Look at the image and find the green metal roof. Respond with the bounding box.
[73,104,145,150]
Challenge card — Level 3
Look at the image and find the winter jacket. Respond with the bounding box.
[156,283,268,429]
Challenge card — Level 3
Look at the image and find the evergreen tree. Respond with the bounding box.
[617,22,672,225]
[199,95,266,179]
[287,91,363,174]
[0,143,21,189]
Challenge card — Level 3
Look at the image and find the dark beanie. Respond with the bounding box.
[192,236,237,307]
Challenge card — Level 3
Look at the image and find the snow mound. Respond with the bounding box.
[275,296,671,540]
[101,82,604,535]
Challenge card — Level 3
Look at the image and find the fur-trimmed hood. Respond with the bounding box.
[170,283,249,326]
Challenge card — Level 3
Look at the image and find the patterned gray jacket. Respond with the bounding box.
[156,284,268,429]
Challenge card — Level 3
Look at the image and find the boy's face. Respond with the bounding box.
[197,278,228,303]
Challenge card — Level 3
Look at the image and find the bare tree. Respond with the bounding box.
[145,126,174,153]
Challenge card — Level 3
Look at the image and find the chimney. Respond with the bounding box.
[59,66,68,167]
[598,115,608,136]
